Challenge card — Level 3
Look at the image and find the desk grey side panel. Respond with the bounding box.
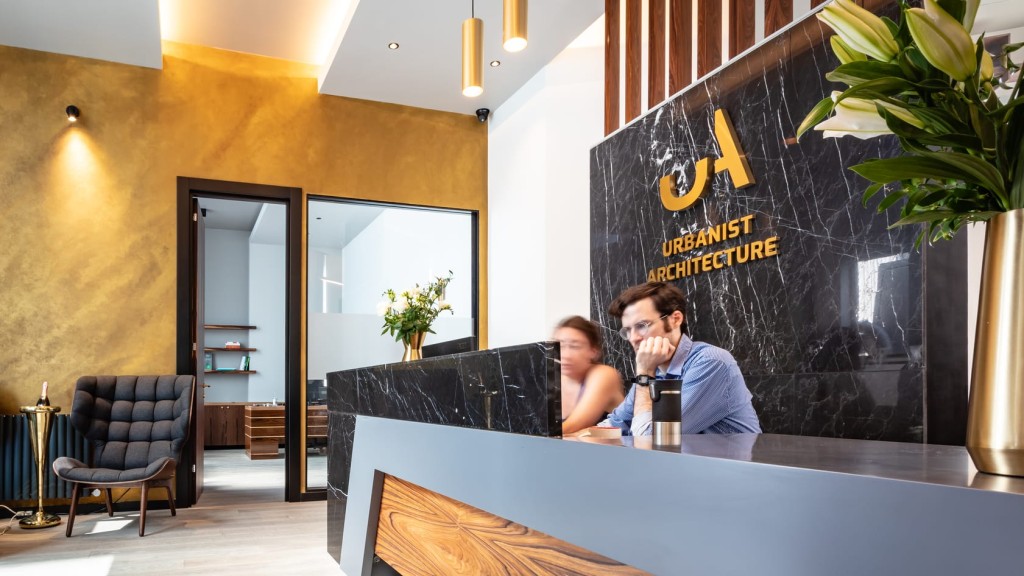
[341,417,1024,576]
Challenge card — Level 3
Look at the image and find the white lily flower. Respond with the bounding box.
[816,92,923,139]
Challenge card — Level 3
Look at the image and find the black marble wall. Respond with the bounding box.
[325,342,560,561]
[590,10,967,445]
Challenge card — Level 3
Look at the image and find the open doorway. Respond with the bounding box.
[199,197,287,500]
[176,177,304,506]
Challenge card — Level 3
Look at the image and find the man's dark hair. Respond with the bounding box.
[607,282,689,335]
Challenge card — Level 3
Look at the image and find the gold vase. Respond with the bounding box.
[401,332,427,362]
[967,208,1024,476]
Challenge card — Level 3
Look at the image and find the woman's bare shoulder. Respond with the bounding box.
[589,364,623,384]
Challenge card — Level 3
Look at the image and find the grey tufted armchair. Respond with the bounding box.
[53,375,195,537]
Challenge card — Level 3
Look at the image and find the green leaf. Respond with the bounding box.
[877,190,907,212]
[837,77,917,101]
[863,183,885,207]
[796,96,835,139]
[826,62,907,86]
[921,150,1006,198]
[918,190,950,206]
[891,209,958,226]
[851,156,973,184]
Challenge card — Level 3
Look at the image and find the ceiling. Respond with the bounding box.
[1,1,1018,116]
[0,0,602,116]
[197,197,383,249]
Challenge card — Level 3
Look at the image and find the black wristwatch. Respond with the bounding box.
[634,374,655,386]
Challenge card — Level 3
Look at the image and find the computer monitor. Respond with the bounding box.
[421,336,477,359]
[307,379,327,404]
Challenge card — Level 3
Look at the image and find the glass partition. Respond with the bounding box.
[305,198,476,489]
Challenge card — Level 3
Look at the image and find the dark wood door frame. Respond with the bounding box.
[176,177,306,504]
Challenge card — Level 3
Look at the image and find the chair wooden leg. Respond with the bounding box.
[104,488,114,516]
[139,483,149,537]
[66,483,81,537]
[163,481,177,517]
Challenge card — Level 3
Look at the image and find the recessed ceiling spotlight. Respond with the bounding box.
[387,42,400,50]
[490,60,501,67]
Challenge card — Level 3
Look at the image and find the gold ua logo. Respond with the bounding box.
[659,108,755,211]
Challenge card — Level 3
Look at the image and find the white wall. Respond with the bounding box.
[341,209,472,316]
[488,18,605,347]
[248,204,287,403]
[306,206,475,376]
[203,228,250,402]
[204,228,249,324]
[308,313,474,378]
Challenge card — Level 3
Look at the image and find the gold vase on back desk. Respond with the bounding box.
[402,331,427,362]
[967,209,1024,477]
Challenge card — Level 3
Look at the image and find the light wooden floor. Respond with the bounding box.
[0,450,342,575]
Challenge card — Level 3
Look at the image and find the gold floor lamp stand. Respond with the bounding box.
[19,405,62,529]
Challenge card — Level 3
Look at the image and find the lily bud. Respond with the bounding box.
[817,0,899,62]
[831,35,867,65]
[906,0,977,81]
[980,49,994,82]
[963,0,979,33]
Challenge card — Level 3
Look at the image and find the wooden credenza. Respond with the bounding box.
[205,402,246,447]
[245,405,285,459]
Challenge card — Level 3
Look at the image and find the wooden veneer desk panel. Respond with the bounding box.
[341,417,1024,576]
[244,405,284,459]
[243,404,328,459]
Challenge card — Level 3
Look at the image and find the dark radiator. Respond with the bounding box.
[0,414,89,501]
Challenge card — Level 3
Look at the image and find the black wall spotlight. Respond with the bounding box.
[65,105,80,122]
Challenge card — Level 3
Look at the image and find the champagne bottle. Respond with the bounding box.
[36,381,50,407]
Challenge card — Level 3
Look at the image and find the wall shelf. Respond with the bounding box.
[205,347,257,352]
[205,370,257,375]
[205,324,257,330]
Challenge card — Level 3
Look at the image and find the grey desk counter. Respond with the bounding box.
[340,416,1024,576]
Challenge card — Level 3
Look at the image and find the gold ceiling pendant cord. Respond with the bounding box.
[503,0,528,53]
[462,0,483,97]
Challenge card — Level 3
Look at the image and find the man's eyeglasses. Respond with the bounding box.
[618,314,670,340]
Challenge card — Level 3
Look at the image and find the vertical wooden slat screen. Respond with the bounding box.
[765,0,794,36]
[605,0,808,133]
[696,0,722,78]
[648,0,666,108]
[729,0,755,58]
[668,0,692,96]
[605,0,620,135]
[625,0,642,122]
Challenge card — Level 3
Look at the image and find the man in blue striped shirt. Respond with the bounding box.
[602,282,761,436]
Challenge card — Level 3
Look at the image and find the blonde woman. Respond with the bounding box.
[554,316,625,435]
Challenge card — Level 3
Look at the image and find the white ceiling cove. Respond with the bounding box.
[1,1,1016,116]
[0,0,601,116]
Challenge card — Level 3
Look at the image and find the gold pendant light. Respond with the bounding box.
[462,9,483,97]
[503,0,527,52]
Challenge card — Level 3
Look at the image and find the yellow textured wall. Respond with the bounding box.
[0,42,488,414]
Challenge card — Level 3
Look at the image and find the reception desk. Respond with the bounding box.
[326,341,562,562]
[340,416,1024,575]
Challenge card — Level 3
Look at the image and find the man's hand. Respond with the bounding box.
[635,336,675,377]
[632,336,675,425]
